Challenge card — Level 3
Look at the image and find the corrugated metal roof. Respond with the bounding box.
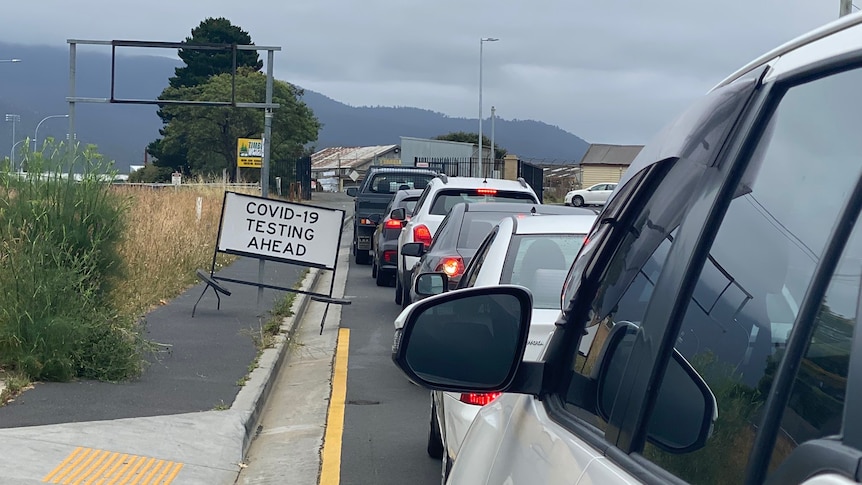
[311,145,399,170]
[543,165,582,179]
[578,144,644,166]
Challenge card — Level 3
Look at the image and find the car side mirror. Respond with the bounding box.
[595,322,717,453]
[401,242,425,257]
[346,187,358,197]
[414,272,448,296]
[391,208,407,221]
[392,286,533,391]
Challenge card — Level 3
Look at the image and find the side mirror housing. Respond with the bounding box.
[391,207,407,221]
[595,322,717,454]
[401,242,425,258]
[392,286,533,392]
[414,272,448,296]
[346,187,358,197]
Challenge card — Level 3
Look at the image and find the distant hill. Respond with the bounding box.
[0,42,589,172]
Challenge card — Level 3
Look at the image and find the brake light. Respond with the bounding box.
[383,250,396,263]
[360,218,377,226]
[459,392,502,406]
[476,188,497,195]
[413,224,433,247]
[384,219,402,229]
[436,257,464,277]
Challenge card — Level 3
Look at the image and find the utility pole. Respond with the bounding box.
[841,0,853,16]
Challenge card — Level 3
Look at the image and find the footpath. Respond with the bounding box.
[0,192,354,485]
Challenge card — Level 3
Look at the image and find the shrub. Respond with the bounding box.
[0,142,144,382]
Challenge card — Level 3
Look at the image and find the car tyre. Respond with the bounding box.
[427,403,444,460]
[572,195,585,207]
[395,275,403,305]
[371,259,378,278]
[375,267,389,287]
[401,274,412,309]
[355,249,371,265]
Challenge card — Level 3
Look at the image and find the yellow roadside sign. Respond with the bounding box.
[237,138,263,168]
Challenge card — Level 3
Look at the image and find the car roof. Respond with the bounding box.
[713,11,862,90]
[367,167,438,175]
[429,176,536,192]
[394,188,423,199]
[461,202,595,216]
[510,214,597,235]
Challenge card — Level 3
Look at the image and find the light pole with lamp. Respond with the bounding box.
[34,114,69,151]
[491,105,496,174]
[6,114,21,170]
[0,59,21,63]
[10,139,26,172]
[478,37,498,178]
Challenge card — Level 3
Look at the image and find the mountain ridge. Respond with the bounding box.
[0,42,589,172]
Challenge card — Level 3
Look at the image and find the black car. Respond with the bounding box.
[401,202,593,303]
[371,188,423,286]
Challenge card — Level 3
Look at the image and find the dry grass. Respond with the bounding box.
[110,185,257,318]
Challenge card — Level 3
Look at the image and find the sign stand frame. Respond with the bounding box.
[192,191,351,321]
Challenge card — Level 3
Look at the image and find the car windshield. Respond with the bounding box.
[502,234,587,309]
[429,189,536,215]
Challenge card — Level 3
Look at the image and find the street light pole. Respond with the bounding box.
[478,37,498,178]
[0,59,21,63]
[491,106,496,175]
[34,114,70,151]
[10,139,25,172]
[6,114,21,169]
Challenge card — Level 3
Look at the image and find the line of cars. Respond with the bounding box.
[351,170,602,482]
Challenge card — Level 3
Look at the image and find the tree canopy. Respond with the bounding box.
[146,18,320,181]
[434,131,507,159]
[155,68,320,178]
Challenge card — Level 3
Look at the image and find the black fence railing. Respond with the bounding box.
[268,156,312,200]
[414,156,504,178]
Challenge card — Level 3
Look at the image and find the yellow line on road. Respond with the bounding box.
[42,448,183,485]
[320,327,350,485]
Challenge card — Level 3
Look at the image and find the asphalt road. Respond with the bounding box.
[0,256,305,428]
[339,258,441,485]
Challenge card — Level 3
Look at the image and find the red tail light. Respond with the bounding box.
[413,224,433,248]
[459,392,502,406]
[435,257,464,277]
[476,188,497,195]
[383,250,396,263]
[384,219,403,229]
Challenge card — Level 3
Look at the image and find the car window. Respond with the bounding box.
[456,212,512,249]
[403,198,419,215]
[429,189,536,216]
[642,66,862,485]
[500,234,586,309]
[459,228,499,289]
[369,174,434,194]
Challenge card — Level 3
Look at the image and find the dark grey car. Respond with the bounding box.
[371,189,422,286]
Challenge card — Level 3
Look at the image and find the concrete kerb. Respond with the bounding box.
[232,213,354,459]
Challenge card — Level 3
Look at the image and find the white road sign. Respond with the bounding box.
[217,192,344,270]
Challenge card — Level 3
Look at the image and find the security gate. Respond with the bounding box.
[518,160,544,203]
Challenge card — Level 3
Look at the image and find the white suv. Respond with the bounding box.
[393,13,862,485]
[390,175,539,308]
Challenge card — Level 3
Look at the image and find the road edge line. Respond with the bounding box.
[320,327,350,485]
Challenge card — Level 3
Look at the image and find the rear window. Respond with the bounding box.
[429,189,536,216]
[501,234,587,309]
[368,174,434,194]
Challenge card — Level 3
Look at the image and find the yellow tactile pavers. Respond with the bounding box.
[42,447,183,485]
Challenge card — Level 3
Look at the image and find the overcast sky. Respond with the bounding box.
[0,1,847,144]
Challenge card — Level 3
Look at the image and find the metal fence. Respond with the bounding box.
[268,156,312,200]
[415,156,504,179]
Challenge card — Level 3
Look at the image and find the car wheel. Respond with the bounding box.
[401,274,412,309]
[371,259,377,278]
[572,195,584,207]
[375,268,388,287]
[427,403,444,460]
[395,275,403,305]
